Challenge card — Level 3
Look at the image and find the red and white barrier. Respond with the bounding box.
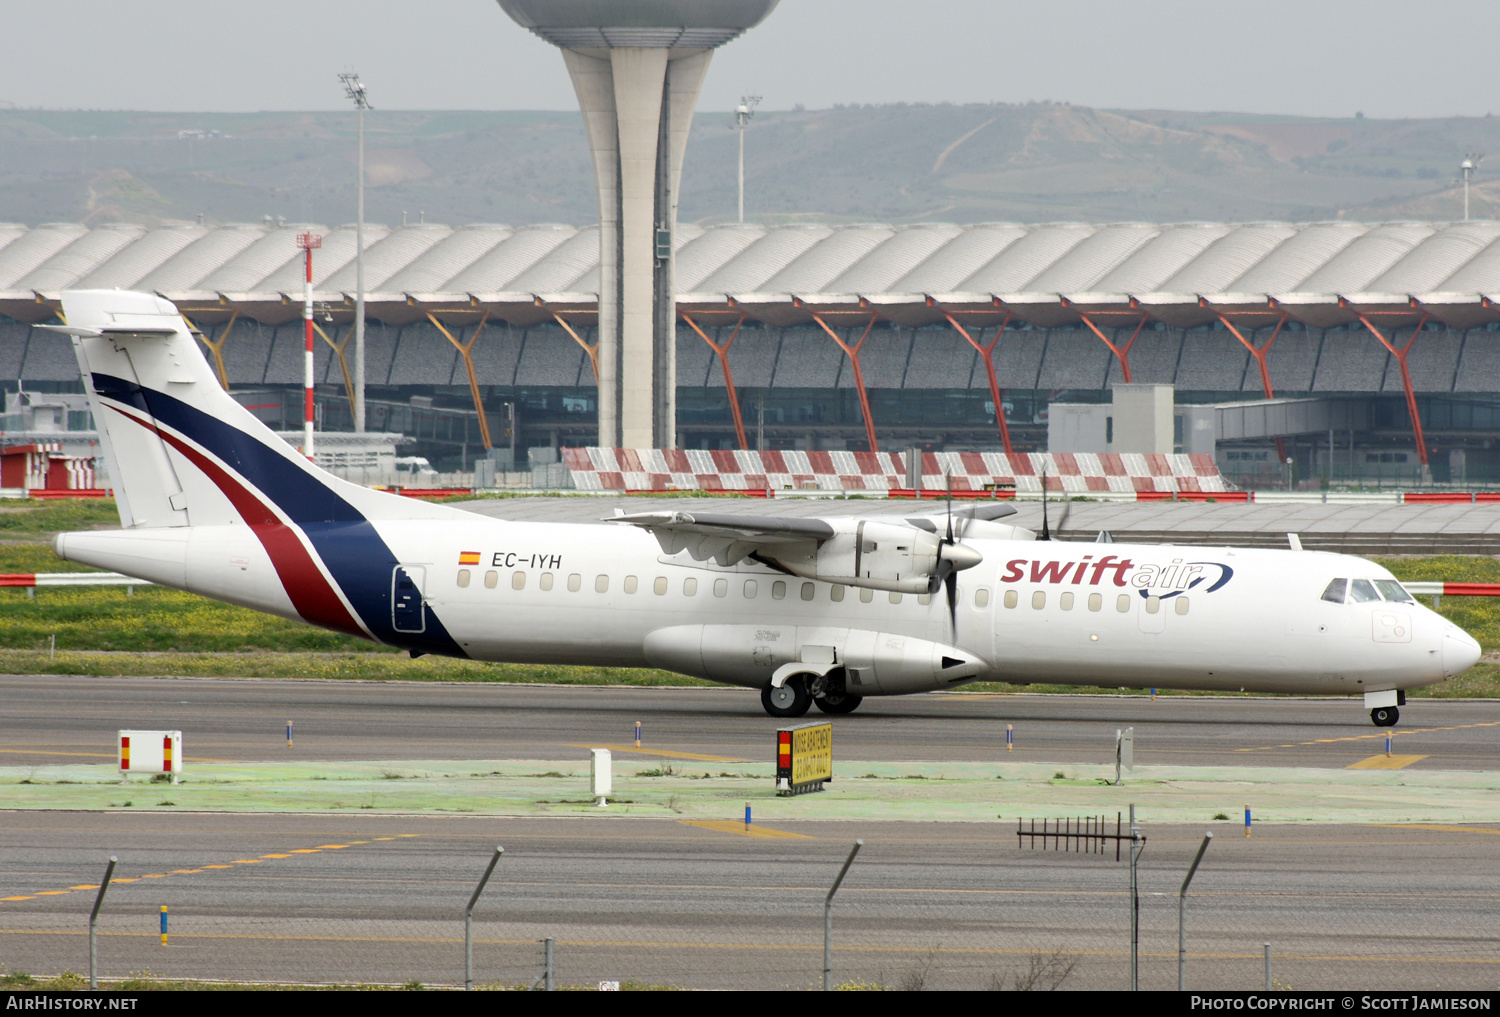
[562,448,1230,495]
[1,572,150,589]
[0,442,97,492]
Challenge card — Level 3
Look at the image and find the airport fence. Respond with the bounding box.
[3,832,1497,991]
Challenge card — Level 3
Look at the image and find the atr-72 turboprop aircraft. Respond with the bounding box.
[47,291,1482,726]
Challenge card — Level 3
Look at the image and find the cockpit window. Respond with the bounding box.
[1348,579,1382,603]
[1374,580,1413,603]
[1321,578,1347,604]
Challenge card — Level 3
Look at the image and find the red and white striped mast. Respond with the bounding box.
[296,232,322,460]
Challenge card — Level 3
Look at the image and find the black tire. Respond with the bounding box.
[762,679,811,718]
[814,693,863,715]
[1371,706,1399,727]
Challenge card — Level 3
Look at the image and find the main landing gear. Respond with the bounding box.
[1371,706,1399,727]
[760,675,864,718]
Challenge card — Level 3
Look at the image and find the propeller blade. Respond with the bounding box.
[945,566,959,637]
[928,557,953,597]
[1039,469,1051,541]
[945,471,954,544]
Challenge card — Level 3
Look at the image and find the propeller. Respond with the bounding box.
[927,472,981,636]
[1037,468,1071,542]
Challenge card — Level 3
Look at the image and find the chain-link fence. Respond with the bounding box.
[3,826,1496,990]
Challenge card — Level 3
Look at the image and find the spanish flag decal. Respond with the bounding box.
[459,551,481,565]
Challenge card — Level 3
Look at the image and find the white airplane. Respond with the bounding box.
[46,290,1481,727]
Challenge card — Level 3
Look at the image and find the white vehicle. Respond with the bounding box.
[393,456,438,479]
[46,291,1481,726]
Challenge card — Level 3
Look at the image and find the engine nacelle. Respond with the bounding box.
[643,623,989,694]
[778,519,941,594]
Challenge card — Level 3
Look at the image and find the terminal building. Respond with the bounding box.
[2,218,1500,486]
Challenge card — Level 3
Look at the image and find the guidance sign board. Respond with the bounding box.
[119,730,182,783]
[776,722,832,796]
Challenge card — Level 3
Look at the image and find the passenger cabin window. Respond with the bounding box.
[1321,579,1347,604]
[1144,596,1160,615]
[1374,580,1413,603]
[567,573,581,592]
[1088,592,1102,612]
[1175,597,1190,615]
[713,578,727,598]
[917,593,931,606]
[624,576,638,594]
[1003,590,1018,609]
[457,569,471,588]
[485,570,499,589]
[975,588,990,608]
[684,578,698,596]
[889,592,903,605]
[772,581,786,600]
[860,588,874,603]
[540,573,554,592]
[801,582,815,602]
[654,577,668,595]
[595,575,609,593]
[744,580,758,599]
[1060,592,1074,611]
[512,571,525,590]
[1348,579,1381,603]
[830,585,845,602]
[1031,591,1046,610]
[1116,594,1131,613]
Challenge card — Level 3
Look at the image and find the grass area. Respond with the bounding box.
[0,970,665,991]
[0,649,710,685]
[4,497,1499,694]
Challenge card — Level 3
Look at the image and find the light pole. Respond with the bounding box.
[733,94,760,223]
[1460,154,1482,222]
[339,71,371,432]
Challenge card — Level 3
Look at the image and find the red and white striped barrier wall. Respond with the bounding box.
[562,448,1231,495]
[0,442,97,492]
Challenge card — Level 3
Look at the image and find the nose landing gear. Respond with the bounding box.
[1371,706,1399,727]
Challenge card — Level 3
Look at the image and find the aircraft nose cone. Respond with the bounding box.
[942,542,983,572]
[1443,631,1482,677]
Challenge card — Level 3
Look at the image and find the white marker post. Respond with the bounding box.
[1114,726,1134,785]
[591,748,612,807]
[119,730,182,784]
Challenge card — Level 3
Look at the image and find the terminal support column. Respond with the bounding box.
[812,312,880,453]
[943,310,1014,455]
[683,312,749,450]
[1357,311,1431,466]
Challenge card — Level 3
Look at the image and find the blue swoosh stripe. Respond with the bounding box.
[93,372,466,658]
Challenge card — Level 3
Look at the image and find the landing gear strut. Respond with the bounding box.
[1371,706,1399,727]
[761,678,811,718]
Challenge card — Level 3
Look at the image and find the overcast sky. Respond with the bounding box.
[5,1,1498,119]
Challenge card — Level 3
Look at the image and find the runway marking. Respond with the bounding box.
[571,743,746,763]
[1377,824,1500,837]
[0,835,419,905]
[1348,754,1428,770]
[679,820,811,840]
[1236,719,1500,754]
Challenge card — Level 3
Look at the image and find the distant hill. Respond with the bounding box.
[0,104,1496,230]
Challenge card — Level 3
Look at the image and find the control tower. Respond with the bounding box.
[497,1,780,448]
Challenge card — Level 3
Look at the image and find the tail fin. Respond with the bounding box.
[54,289,456,529]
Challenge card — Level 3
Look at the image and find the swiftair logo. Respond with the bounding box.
[999,554,1233,598]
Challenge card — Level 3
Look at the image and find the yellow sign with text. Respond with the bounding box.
[791,723,833,786]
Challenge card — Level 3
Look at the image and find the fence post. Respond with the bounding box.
[1128,804,1146,991]
[1177,832,1213,991]
[464,846,503,991]
[544,937,555,991]
[88,856,116,990]
[823,839,863,991]
[1264,943,1271,990]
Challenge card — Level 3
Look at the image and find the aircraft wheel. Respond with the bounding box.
[762,679,811,718]
[1371,706,1399,727]
[814,693,863,715]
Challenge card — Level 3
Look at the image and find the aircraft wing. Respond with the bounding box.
[611,511,833,567]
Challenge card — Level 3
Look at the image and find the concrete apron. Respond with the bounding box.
[1,760,1497,825]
